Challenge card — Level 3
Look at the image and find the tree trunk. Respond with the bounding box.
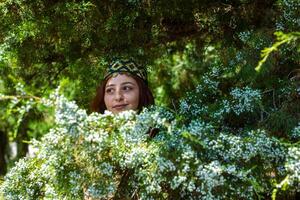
[0,130,8,175]
[16,115,29,159]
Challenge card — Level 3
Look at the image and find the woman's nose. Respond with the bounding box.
[114,90,124,101]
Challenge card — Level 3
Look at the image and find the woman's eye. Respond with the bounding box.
[123,86,132,91]
[105,88,114,94]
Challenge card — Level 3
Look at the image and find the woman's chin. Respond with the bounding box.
[111,107,139,114]
[112,107,128,114]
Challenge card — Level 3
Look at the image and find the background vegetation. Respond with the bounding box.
[0,0,299,199]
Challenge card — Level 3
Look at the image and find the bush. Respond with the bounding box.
[1,84,299,199]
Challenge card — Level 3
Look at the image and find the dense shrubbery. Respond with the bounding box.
[0,0,299,199]
[1,70,299,199]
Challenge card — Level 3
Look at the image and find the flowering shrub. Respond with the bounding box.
[1,84,299,199]
[290,123,300,140]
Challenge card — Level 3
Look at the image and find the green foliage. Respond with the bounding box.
[0,86,299,199]
[256,32,300,72]
[0,0,299,108]
[0,0,299,198]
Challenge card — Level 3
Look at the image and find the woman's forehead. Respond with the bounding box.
[105,73,137,86]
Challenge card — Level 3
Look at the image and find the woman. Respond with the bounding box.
[89,60,157,199]
[91,58,154,114]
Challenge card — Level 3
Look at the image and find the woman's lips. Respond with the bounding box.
[112,104,128,110]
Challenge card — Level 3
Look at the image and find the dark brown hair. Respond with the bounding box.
[91,74,154,113]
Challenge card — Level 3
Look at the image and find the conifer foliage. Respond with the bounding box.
[0,0,299,199]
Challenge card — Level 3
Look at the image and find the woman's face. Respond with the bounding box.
[104,74,140,114]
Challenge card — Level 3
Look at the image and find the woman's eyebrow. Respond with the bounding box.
[105,84,115,88]
[121,82,136,85]
[105,82,135,88]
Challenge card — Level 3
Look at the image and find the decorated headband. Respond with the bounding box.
[104,58,148,84]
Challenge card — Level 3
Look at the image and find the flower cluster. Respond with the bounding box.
[0,89,298,199]
[229,86,261,115]
[277,0,300,30]
[290,123,300,140]
[284,146,300,190]
[178,67,221,119]
[179,68,262,127]
[238,30,252,43]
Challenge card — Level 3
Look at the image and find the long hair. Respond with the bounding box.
[91,74,154,113]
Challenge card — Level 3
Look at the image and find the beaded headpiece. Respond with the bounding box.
[104,58,148,84]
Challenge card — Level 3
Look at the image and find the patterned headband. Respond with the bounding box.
[104,58,148,84]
